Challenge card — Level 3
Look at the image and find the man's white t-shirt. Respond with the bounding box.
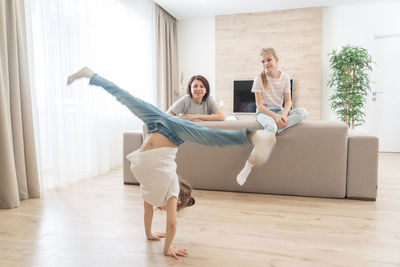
[126,147,180,207]
[251,71,291,106]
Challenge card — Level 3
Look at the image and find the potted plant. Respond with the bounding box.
[328,45,374,129]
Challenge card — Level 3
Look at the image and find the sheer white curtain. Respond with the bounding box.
[25,0,155,189]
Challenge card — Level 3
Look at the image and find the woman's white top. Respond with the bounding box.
[126,147,180,207]
[251,71,291,106]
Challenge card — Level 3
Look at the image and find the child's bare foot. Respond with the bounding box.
[67,67,94,85]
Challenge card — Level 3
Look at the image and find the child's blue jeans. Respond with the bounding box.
[89,74,250,147]
[256,105,308,134]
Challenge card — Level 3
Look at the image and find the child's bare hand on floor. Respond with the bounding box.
[165,245,188,260]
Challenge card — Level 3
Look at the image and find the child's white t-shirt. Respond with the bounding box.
[126,147,180,207]
[251,71,291,106]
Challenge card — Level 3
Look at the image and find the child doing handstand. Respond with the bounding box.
[67,67,272,260]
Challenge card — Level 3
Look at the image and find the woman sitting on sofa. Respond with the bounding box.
[167,75,225,121]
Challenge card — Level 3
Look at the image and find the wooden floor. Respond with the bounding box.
[1,153,399,267]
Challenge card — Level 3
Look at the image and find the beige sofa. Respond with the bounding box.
[123,120,379,200]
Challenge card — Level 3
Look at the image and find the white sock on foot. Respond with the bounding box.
[249,130,276,165]
[236,161,254,186]
[67,67,94,85]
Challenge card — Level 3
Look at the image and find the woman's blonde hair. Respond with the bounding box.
[259,48,278,91]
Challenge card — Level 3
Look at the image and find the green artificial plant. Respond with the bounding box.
[328,45,374,129]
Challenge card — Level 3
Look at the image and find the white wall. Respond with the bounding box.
[177,18,216,96]
[321,1,400,123]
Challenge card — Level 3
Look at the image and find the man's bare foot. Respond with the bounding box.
[67,67,94,85]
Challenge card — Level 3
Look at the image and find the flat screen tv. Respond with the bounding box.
[233,79,293,113]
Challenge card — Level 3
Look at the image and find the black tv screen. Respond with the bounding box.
[233,79,293,113]
[233,80,256,113]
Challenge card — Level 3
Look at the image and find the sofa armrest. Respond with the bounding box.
[123,132,143,184]
[347,131,379,200]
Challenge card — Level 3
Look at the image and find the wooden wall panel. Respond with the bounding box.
[215,7,322,120]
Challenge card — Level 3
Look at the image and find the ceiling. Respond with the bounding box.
[153,0,395,20]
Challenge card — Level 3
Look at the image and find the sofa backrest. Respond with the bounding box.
[175,120,349,198]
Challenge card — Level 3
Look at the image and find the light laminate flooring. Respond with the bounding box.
[0,153,399,267]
